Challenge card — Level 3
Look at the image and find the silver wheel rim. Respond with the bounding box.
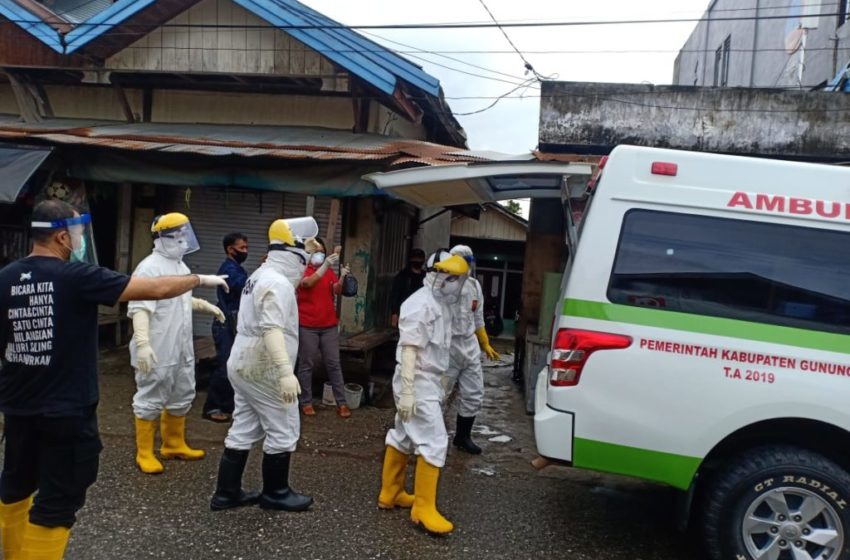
[742,486,844,560]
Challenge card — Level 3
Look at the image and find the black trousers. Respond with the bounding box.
[204,320,236,414]
[0,409,102,528]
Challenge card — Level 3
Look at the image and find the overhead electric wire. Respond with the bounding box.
[475,0,541,79]
[2,12,849,30]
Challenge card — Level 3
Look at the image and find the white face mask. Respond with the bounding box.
[311,252,326,266]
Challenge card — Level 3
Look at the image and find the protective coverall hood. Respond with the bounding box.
[266,250,307,288]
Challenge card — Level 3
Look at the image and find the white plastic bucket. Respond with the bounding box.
[344,383,364,410]
[321,382,336,406]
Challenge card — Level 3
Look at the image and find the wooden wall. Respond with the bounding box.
[105,0,343,82]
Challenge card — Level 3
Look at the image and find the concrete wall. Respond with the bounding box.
[539,81,850,159]
[340,198,376,335]
[675,0,850,88]
[414,209,452,254]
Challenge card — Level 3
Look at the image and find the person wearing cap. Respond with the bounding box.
[378,249,469,535]
[389,248,427,328]
[128,212,226,475]
[209,216,318,513]
[444,245,500,455]
[0,200,229,560]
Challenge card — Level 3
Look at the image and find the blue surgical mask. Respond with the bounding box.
[311,252,326,266]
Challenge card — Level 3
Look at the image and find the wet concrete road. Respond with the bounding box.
[24,348,696,559]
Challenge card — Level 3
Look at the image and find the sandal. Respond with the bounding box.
[202,410,231,423]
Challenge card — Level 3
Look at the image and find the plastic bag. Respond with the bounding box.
[341,274,358,297]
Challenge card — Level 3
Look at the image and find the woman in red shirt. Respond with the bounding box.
[296,238,352,418]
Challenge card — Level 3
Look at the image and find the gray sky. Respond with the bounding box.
[302,0,711,154]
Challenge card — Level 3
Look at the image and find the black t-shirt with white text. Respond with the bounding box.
[0,256,130,416]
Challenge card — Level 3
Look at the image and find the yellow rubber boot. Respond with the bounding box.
[410,456,453,534]
[135,417,164,474]
[0,495,33,560]
[377,446,414,509]
[19,522,70,560]
[160,411,205,460]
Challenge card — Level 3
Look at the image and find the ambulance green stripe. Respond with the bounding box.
[563,298,850,355]
[573,438,700,490]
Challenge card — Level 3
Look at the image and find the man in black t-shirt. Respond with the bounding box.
[0,200,229,560]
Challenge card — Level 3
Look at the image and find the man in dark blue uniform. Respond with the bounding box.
[202,232,249,423]
[0,200,229,559]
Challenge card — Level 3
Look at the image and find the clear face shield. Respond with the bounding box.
[32,213,98,265]
[429,271,468,305]
[156,222,200,259]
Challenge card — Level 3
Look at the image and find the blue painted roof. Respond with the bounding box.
[63,0,158,52]
[233,0,440,97]
[0,1,65,52]
[1,0,441,97]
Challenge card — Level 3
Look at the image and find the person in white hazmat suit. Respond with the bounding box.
[378,249,469,535]
[129,213,227,475]
[444,245,500,454]
[209,216,318,512]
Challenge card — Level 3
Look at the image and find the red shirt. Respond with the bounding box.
[297,264,339,328]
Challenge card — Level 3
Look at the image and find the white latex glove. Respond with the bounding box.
[305,238,322,254]
[132,310,157,375]
[340,265,350,278]
[263,328,300,404]
[192,298,225,323]
[315,252,339,277]
[397,345,417,422]
[196,274,229,292]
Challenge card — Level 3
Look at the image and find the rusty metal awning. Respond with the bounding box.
[0,116,481,167]
[0,144,52,203]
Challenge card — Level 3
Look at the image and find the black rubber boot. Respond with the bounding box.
[210,448,261,511]
[453,415,482,455]
[258,452,313,512]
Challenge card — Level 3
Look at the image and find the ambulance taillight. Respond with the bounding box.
[651,162,678,176]
[549,329,632,387]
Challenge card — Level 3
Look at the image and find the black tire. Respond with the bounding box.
[703,445,850,560]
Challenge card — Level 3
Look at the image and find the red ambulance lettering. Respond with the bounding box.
[728,192,850,221]
[790,198,812,215]
[755,194,784,212]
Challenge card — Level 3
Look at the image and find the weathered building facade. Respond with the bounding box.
[673,0,850,89]
[0,0,472,341]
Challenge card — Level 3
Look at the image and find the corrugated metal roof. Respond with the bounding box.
[63,0,158,52]
[0,117,485,166]
[0,0,65,51]
[36,0,113,23]
[234,0,440,96]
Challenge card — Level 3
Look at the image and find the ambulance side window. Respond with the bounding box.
[608,210,850,335]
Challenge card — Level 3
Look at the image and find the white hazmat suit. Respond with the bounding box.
[225,251,302,454]
[385,286,454,468]
[129,249,195,419]
[129,216,224,475]
[379,250,469,536]
[444,277,486,417]
[211,216,316,513]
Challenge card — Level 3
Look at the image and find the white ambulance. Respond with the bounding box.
[535,145,850,560]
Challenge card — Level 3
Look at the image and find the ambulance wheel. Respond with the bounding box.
[703,445,850,560]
